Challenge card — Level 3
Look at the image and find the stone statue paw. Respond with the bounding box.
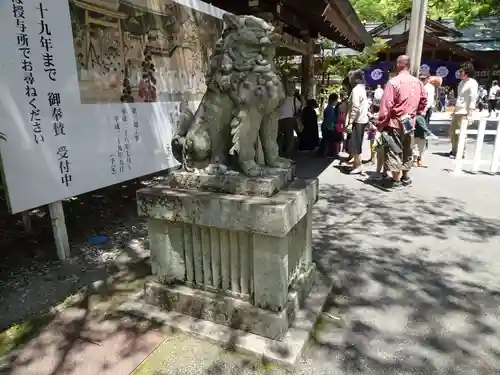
[205,163,228,175]
[240,161,264,177]
[268,157,293,169]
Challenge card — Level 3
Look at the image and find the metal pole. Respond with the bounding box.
[412,0,429,76]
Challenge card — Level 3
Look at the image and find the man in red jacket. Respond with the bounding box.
[378,55,427,189]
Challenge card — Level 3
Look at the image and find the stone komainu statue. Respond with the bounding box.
[171,13,292,177]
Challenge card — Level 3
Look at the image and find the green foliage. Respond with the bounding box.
[318,83,343,103]
[327,37,388,79]
[276,36,335,80]
[0,313,54,357]
[275,56,299,80]
[351,0,498,28]
[318,36,334,54]
[315,38,387,108]
[351,0,413,23]
[449,0,499,27]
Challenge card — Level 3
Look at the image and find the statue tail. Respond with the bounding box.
[181,139,196,172]
[229,110,246,155]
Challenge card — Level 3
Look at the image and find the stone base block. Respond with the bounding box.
[137,178,318,237]
[144,264,315,341]
[166,166,295,197]
[118,273,333,366]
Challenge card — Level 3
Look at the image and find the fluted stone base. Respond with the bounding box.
[136,172,318,340]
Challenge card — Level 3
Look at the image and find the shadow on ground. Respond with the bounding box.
[0,157,330,374]
[0,171,172,331]
[4,154,500,374]
[0,261,164,375]
[130,157,500,374]
[305,183,500,374]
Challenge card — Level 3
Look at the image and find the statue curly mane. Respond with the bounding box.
[171,13,290,177]
[205,16,278,89]
[205,16,283,155]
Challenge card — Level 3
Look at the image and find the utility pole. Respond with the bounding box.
[406,0,429,76]
[406,0,420,67]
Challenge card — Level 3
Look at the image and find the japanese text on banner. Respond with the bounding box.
[37,2,71,187]
[13,0,45,144]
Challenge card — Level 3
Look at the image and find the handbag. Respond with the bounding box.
[381,131,403,154]
[399,114,413,134]
[293,98,304,133]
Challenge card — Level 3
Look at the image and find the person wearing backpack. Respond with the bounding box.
[488,80,500,117]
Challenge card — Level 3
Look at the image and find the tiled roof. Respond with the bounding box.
[440,17,500,51]
[446,17,500,41]
[323,47,359,56]
[316,16,500,54]
[456,41,500,52]
[363,22,382,32]
[368,15,500,52]
[431,18,457,30]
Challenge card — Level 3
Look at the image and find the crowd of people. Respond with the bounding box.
[477,80,500,117]
[277,55,480,190]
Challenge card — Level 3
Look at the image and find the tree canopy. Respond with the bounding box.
[351,0,498,28]
[326,38,388,78]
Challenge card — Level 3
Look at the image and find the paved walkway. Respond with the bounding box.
[4,112,500,374]
[298,111,500,374]
[3,308,164,375]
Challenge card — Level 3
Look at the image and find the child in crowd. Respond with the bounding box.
[335,99,348,156]
[414,115,436,167]
[373,132,388,179]
[367,118,377,164]
[368,110,388,179]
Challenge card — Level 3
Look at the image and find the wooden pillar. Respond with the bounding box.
[301,37,315,99]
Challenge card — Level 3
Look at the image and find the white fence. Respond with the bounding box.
[454,118,500,174]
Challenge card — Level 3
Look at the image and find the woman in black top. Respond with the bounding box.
[298,99,320,152]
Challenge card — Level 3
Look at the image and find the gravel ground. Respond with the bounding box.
[0,172,171,331]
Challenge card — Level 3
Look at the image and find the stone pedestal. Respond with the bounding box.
[136,167,318,340]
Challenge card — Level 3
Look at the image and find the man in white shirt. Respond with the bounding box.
[278,86,302,158]
[372,84,384,111]
[449,62,478,158]
[488,80,499,117]
[345,69,369,174]
[423,73,443,121]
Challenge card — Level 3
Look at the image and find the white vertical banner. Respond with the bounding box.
[0,0,226,213]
